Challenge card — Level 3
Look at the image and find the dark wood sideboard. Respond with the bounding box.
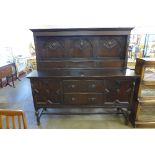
[27,27,140,126]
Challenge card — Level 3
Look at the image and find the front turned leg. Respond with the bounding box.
[12,75,15,88]
[35,111,40,126]
[43,108,47,111]
[117,107,121,113]
[120,108,129,125]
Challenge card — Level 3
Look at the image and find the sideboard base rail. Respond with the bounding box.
[35,104,131,126]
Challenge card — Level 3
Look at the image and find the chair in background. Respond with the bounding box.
[0,63,14,88]
[0,109,27,129]
[6,63,21,88]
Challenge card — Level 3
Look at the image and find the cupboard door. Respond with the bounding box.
[31,79,62,104]
[105,80,134,102]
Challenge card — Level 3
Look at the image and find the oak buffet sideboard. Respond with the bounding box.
[27,27,140,126]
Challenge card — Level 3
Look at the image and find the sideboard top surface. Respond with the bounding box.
[30,27,134,32]
[31,27,134,37]
[27,68,139,79]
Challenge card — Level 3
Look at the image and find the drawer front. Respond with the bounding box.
[64,94,79,104]
[63,80,104,92]
[63,80,79,92]
[64,93,104,105]
[139,97,155,106]
[80,80,104,92]
[105,80,134,102]
[140,85,155,97]
[137,105,155,121]
[79,93,104,104]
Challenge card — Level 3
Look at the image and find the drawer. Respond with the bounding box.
[79,93,104,104]
[140,85,155,97]
[80,80,104,92]
[63,80,104,92]
[136,105,155,121]
[64,93,105,105]
[139,97,155,106]
[64,94,79,104]
[63,80,79,92]
[143,67,155,81]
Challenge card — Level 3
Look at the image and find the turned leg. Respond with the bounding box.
[117,107,121,113]
[119,108,129,125]
[35,111,40,126]
[0,79,3,88]
[12,75,15,88]
[125,116,129,125]
[124,111,129,125]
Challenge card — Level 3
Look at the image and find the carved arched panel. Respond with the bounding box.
[43,39,65,58]
[68,38,93,58]
[96,37,125,58]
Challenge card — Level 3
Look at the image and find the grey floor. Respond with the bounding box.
[0,77,132,129]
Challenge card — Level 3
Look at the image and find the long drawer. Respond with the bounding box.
[63,80,105,93]
[64,93,105,105]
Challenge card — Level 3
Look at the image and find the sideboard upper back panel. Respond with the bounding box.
[31,27,133,70]
[36,36,126,59]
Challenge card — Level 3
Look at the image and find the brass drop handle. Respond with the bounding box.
[126,88,131,93]
[88,97,96,101]
[116,89,120,93]
[71,84,75,88]
[34,89,39,94]
[105,88,110,93]
[115,99,120,104]
[56,89,60,95]
[46,89,49,93]
[91,84,96,88]
[71,97,75,101]
[47,100,53,104]
[48,99,60,104]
